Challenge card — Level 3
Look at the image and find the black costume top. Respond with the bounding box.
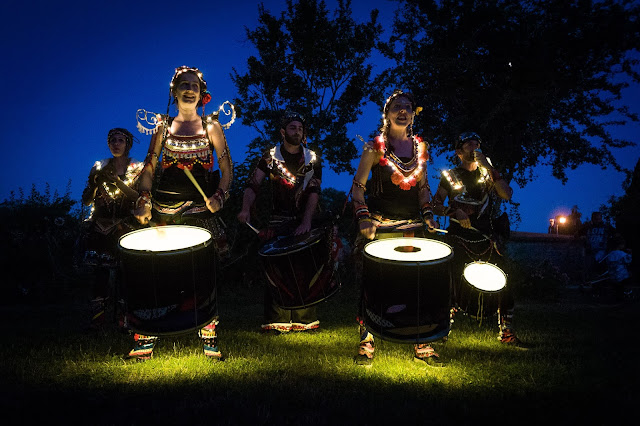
[367,156,420,220]
[434,166,495,234]
[81,158,144,265]
[254,144,322,218]
[152,116,225,220]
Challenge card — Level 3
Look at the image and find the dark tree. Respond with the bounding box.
[381,0,640,186]
[231,0,382,175]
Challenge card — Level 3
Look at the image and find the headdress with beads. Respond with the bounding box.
[167,66,212,114]
[380,89,421,140]
[107,127,135,152]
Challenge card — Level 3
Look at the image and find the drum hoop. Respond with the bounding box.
[258,236,323,257]
[363,238,454,266]
[118,226,212,255]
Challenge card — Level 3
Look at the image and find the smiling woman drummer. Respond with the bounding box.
[351,90,444,367]
[129,66,234,362]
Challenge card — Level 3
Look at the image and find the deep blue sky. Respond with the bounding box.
[1,0,638,232]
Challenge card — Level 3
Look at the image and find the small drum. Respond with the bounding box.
[119,225,217,336]
[259,227,340,309]
[456,261,506,319]
[362,238,453,343]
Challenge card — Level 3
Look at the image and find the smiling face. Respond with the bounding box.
[173,72,201,108]
[386,96,414,129]
[108,132,128,158]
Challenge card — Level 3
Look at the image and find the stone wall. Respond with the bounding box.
[507,231,584,284]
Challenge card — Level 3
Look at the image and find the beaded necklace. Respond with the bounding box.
[365,134,428,190]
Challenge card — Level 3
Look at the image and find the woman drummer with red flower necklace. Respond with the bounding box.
[130,66,234,361]
[351,90,443,367]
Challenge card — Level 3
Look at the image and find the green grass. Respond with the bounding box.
[1,278,638,425]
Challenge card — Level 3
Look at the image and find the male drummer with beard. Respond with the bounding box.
[237,111,323,334]
[431,131,526,347]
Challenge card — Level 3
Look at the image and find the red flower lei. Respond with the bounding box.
[373,134,428,191]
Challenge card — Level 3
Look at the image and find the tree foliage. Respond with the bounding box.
[382,0,640,186]
[231,0,382,175]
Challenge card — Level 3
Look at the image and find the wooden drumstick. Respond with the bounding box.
[245,222,260,235]
[183,167,208,201]
[450,218,488,237]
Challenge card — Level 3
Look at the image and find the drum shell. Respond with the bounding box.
[456,263,506,319]
[362,239,453,344]
[259,228,340,309]
[119,228,217,336]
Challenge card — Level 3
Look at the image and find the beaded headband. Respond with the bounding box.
[107,128,134,150]
[169,66,210,109]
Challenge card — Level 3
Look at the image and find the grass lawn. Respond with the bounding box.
[1,272,638,425]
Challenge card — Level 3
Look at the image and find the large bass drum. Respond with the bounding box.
[362,238,453,343]
[119,225,217,336]
[258,227,340,309]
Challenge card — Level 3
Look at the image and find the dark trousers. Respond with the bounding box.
[264,286,318,324]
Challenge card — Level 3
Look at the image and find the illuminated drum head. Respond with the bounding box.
[364,238,452,263]
[463,262,506,292]
[119,226,211,252]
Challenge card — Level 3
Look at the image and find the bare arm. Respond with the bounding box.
[237,167,266,224]
[81,164,100,206]
[475,151,512,200]
[207,121,232,212]
[352,145,380,240]
[417,147,438,230]
[133,123,164,224]
[295,191,319,235]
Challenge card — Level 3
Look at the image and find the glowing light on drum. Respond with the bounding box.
[120,226,211,252]
[463,262,506,292]
[364,238,452,262]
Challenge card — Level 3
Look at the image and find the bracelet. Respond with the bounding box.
[358,217,372,225]
[420,203,434,219]
[136,190,152,210]
[352,179,367,191]
[354,204,370,220]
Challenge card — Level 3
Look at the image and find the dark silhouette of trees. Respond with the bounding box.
[231,0,382,175]
[381,0,640,186]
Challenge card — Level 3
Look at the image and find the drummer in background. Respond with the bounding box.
[431,131,525,347]
[237,111,323,334]
[131,66,233,361]
[351,90,441,367]
[81,128,143,330]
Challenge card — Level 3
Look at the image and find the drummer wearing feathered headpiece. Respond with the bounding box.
[431,132,526,347]
[237,111,325,334]
[351,90,443,367]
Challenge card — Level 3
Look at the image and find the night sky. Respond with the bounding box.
[2,0,638,232]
